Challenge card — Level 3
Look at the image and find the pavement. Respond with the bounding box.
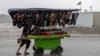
[70,34,100,37]
[1,37,100,56]
[0,23,100,56]
[0,16,100,56]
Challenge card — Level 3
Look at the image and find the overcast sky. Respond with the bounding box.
[0,0,99,14]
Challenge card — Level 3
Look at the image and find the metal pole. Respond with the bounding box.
[90,6,92,12]
[80,2,82,12]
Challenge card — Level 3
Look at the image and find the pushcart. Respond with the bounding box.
[8,8,79,56]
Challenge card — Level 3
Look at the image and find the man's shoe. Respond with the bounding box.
[24,52,30,55]
[16,52,21,55]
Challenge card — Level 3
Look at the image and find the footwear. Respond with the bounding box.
[24,52,30,55]
[16,52,21,55]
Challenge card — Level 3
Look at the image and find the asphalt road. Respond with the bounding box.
[1,36,100,56]
[0,23,100,56]
[0,15,100,56]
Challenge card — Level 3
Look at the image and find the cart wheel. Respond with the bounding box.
[50,49,56,55]
[55,46,63,55]
[34,47,44,56]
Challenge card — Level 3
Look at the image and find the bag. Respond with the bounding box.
[17,38,22,44]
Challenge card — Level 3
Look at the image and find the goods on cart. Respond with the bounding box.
[8,8,79,29]
[30,27,67,36]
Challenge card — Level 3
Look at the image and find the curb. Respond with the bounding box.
[70,34,100,37]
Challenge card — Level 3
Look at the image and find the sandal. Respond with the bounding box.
[24,52,30,55]
[16,52,21,55]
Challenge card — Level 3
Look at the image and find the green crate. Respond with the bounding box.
[28,34,70,50]
[34,38,61,50]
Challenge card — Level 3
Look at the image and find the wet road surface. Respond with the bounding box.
[1,36,100,56]
[0,23,100,56]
